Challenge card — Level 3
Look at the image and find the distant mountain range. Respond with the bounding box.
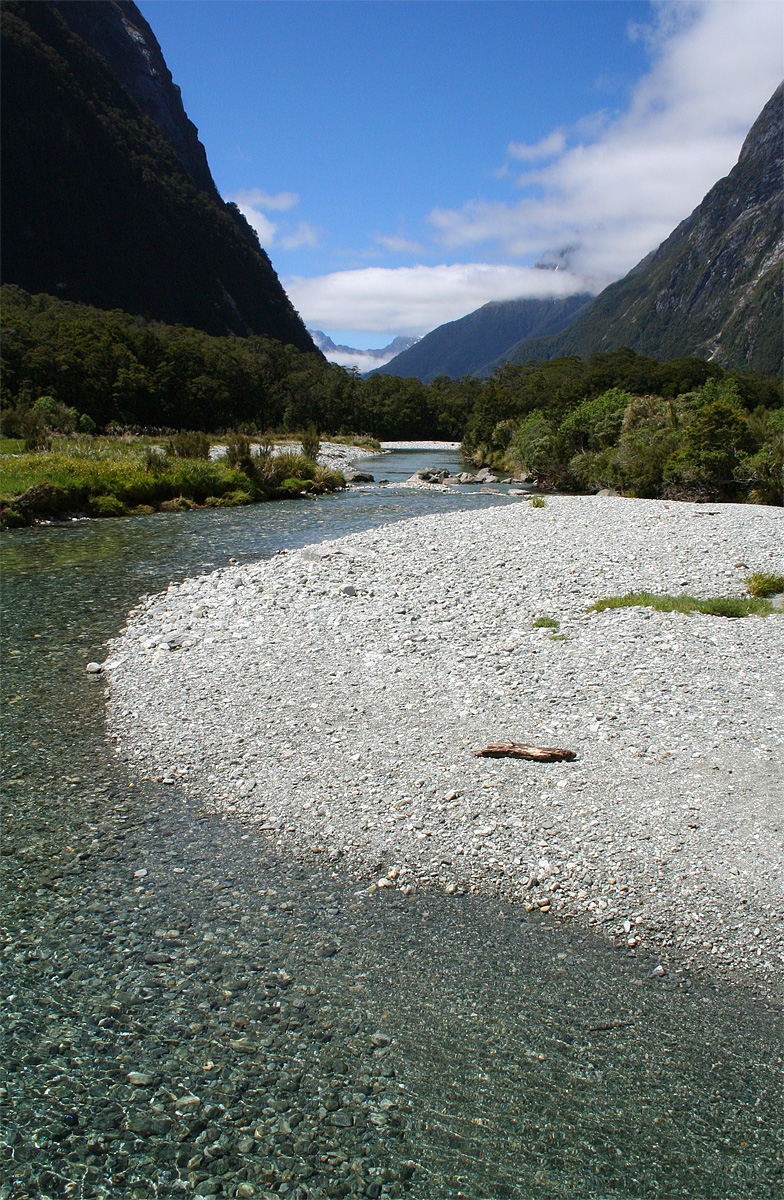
[378,83,783,381]
[372,295,593,382]
[308,331,420,372]
[0,1,317,352]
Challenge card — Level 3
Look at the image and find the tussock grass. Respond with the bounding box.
[588,591,773,619]
[530,494,546,508]
[0,439,343,527]
[533,616,559,629]
[745,571,784,597]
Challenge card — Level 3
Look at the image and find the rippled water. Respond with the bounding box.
[2,465,782,1199]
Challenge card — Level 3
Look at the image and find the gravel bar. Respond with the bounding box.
[105,496,784,995]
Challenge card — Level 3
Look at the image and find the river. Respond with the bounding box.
[2,452,781,1199]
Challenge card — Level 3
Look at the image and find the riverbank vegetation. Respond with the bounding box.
[2,286,782,510]
[479,378,782,505]
[0,435,343,528]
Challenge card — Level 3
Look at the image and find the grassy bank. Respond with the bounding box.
[0,437,344,528]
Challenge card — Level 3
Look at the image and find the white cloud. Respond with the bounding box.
[233,189,299,212]
[285,264,589,334]
[507,129,566,162]
[229,189,317,249]
[375,234,425,255]
[280,222,320,250]
[429,1,783,288]
[324,348,405,371]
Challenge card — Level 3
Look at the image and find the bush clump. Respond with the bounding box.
[745,572,784,597]
[300,425,321,462]
[165,430,211,460]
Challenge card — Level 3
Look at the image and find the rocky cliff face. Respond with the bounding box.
[0,1,317,350]
[52,0,218,197]
[505,84,783,375]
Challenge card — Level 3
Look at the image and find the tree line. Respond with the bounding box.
[2,286,781,503]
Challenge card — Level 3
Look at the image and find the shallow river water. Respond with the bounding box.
[2,457,782,1199]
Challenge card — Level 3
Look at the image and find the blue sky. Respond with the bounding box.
[140,1,782,350]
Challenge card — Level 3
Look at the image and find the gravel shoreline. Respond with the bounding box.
[209,440,375,472]
[105,497,783,995]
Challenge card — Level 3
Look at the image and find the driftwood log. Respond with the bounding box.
[473,742,577,762]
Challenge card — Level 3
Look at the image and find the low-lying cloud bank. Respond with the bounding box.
[286,264,590,335]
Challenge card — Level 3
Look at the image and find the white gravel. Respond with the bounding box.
[379,441,461,451]
[104,496,783,993]
[209,440,373,471]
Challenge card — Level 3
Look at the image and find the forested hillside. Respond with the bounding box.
[0,1,316,349]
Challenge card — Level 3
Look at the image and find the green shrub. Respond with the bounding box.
[213,489,253,508]
[300,425,320,462]
[22,409,50,451]
[89,493,127,517]
[226,434,253,474]
[746,572,784,597]
[735,408,783,505]
[530,494,546,508]
[560,389,631,457]
[165,430,211,460]
[509,411,563,486]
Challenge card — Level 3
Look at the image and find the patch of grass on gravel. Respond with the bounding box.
[530,494,546,508]
[533,616,559,629]
[588,592,773,619]
[745,572,784,597]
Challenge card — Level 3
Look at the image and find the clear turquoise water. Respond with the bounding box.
[2,472,782,1198]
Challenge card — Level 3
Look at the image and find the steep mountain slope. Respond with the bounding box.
[0,1,317,351]
[505,83,783,375]
[373,294,593,382]
[51,0,218,197]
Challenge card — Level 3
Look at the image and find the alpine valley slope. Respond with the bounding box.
[0,0,317,351]
[372,294,593,383]
[381,83,783,382]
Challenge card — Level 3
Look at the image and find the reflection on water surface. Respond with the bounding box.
[2,477,781,1199]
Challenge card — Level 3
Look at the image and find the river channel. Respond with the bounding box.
[2,451,782,1199]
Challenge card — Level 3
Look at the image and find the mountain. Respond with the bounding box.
[308,330,420,371]
[0,1,317,351]
[372,294,593,382]
[51,0,218,198]
[502,83,784,376]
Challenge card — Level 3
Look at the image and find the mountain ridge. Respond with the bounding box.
[51,0,218,198]
[501,82,784,375]
[0,0,318,351]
